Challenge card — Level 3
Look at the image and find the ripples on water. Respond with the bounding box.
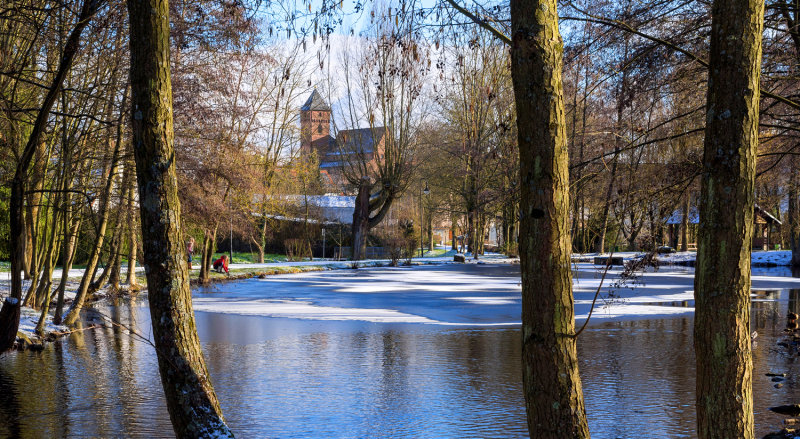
[2,267,800,438]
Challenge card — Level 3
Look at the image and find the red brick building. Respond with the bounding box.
[300,90,385,186]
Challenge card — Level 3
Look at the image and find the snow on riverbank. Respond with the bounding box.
[571,262,800,322]
[17,307,67,335]
[577,250,795,267]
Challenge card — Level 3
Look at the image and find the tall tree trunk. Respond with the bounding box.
[694,0,764,437]
[0,0,101,352]
[450,214,457,251]
[34,196,64,334]
[352,177,370,261]
[127,224,140,289]
[32,191,63,312]
[791,154,800,266]
[53,208,82,325]
[23,182,58,309]
[510,0,590,436]
[107,234,124,292]
[90,222,123,293]
[125,158,140,289]
[24,137,48,282]
[596,152,620,254]
[680,192,690,252]
[199,227,217,284]
[127,0,232,435]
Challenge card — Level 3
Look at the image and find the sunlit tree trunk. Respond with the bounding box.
[53,205,82,325]
[510,0,590,436]
[694,0,764,437]
[128,0,232,435]
[125,158,140,290]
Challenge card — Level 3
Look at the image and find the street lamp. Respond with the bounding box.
[420,181,430,258]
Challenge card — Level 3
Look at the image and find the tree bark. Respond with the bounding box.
[352,177,371,261]
[53,208,82,325]
[127,222,140,289]
[694,0,764,437]
[791,153,800,266]
[126,158,140,289]
[107,234,124,291]
[128,0,232,436]
[199,227,217,284]
[510,0,590,437]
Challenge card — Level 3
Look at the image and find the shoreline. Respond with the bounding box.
[4,255,480,350]
[4,250,798,351]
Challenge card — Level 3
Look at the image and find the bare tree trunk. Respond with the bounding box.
[694,0,764,437]
[127,0,232,435]
[450,214,457,251]
[680,192,690,252]
[127,225,140,289]
[125,158,140,289]
[510,0,589,436]
[352,177,370,261]
[32,193,63,312]
[108,235,124,292]
[199,227,217,284]
[53,209,82,325]
[791,154,800,266]
[34,198,64,334]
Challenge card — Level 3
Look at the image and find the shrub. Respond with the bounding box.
[284,239,311,261]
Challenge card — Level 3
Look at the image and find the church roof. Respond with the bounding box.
[319,127,385,169]
[301,89,331,112]
[335,127,385,154]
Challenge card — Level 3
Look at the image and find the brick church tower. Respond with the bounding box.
[300,89,332,156]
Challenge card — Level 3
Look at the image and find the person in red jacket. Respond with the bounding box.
[212,254,229,275]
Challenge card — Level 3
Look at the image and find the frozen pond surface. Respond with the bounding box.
[3,264,800,437]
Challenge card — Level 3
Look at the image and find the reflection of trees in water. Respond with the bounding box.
[578,318,695,436]
[0,365,21,437]
[108,298,144,435]
[0,339,76,437]
[751,290,782,332]
[789,289,800,317]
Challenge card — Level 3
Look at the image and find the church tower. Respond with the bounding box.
[300,89,331,156]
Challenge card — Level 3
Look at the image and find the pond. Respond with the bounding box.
[1,264,800,438]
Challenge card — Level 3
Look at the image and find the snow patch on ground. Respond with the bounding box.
[446,296,518,305]
[574,250,795,267]
[192,298,439,323]
[17,306,67,335]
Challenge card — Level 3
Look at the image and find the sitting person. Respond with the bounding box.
[212,254,229,275]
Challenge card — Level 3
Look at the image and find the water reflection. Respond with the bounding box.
[5,287,800,436]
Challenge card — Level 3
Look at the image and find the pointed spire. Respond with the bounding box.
[301,89,331,111]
